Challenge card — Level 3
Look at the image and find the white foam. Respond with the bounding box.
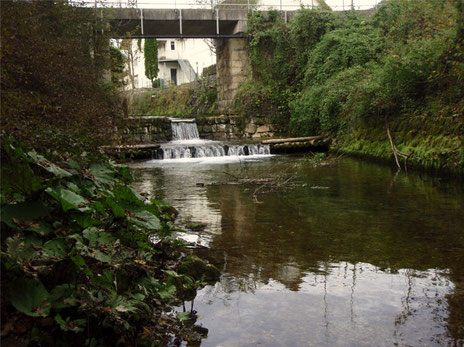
[134,154,274,167]
[164,139,218,146]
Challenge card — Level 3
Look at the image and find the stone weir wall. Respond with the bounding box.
[120,114,276,143]
[120,116,172,144]
[197,114,276,140]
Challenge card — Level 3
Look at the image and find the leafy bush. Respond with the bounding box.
[0,141,213,345]
[290,66,370,135]
[303,25,384,87]
[0,1,122,153]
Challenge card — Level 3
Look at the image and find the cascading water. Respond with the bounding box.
[171,119,200,141]
[154,119,271,160]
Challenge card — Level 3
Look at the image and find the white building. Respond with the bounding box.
[120,38,216,89]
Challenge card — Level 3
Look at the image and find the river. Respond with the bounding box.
[130,155,464,346]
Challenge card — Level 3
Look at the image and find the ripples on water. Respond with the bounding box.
[130,156,464,346]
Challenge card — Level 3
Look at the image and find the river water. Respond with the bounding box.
[130,155,464,346]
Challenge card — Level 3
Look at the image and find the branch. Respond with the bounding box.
[385,115,402,171]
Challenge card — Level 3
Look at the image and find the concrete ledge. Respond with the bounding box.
[102,144,160,160]
[264,136,331,154]
[262,136,324,144]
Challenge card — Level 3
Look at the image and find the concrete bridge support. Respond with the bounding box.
[215,38,250,112]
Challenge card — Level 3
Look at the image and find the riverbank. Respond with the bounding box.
[235,0,464,177]
[334,112,463,177]
[0,141,220,345]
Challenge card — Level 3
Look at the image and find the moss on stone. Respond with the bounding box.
[177,255,220,282]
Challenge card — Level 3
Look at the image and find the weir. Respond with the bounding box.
[153,119,270,160]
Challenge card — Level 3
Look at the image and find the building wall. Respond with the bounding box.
[158,61,191,85]
[121,38,215,89]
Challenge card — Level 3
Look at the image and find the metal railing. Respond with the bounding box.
[70,0,380,12]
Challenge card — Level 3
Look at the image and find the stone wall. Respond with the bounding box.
[216,38,250,112]
[196,115,243,140]
[121,116,172,144]
[121,114,276,144]
[197,114,275,140]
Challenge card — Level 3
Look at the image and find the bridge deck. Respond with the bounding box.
[108,8,296,38]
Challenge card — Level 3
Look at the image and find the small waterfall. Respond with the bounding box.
[156,119,271,160]
[171,119,200,141]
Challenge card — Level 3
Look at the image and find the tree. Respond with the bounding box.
[144,38,159,86]
[121,38,139,89]
[0,0,121,152]
[110,45,126,88]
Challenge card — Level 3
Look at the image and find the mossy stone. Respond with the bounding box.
[178,255,220,282]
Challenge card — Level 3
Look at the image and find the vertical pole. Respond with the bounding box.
[179,9,182,35]
[280,0,282,11]
[284,11,287,23]
[140,9,144,35]
[216,9,219,35]
[247,0,250,12]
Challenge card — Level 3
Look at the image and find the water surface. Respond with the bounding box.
[131,156,464,346]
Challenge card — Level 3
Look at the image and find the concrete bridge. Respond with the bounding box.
[105,7,297,110]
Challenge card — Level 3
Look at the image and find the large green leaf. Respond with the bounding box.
[128,209,161,231]
[45,186,87,211]
[28,151,72,178]
[83,227,115,247]
[10,278,50,317]
[89,162,115,186]
[91,269,114,290]
[1,202,51,228]
[55,314,86,332]
[105,198,125,218]
[49,284,77,309]
[70,255,93,277]
[91,250,111,263]
[1,162,43,197]
[73,211,100,228]
[28,221,53,235]
[113,185,144,206]
[43,239,67,258]
[6,235,41,263]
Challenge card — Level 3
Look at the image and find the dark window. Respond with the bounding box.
[170,41,175,50]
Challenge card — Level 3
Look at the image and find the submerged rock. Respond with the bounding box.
[178,255,220,282]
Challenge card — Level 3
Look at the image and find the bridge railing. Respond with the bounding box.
[69,0,379,12]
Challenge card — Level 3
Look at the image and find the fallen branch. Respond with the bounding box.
[385,115,402,170]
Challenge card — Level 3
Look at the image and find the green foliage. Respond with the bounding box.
[110,45,126,88]
[144,38,159,83]
[0,141,214,345]
[242,0,463,173]
[135,76,218,116]
[303,25,383,87]
[0,0,122,153]
[290,66,370,135]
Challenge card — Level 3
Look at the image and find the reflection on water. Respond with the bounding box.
[197,264,452,347]
[130,156,464,346]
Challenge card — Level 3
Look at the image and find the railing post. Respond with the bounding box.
[140,8,144,35]
[179,9,183,35]
[216,8,219,35]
